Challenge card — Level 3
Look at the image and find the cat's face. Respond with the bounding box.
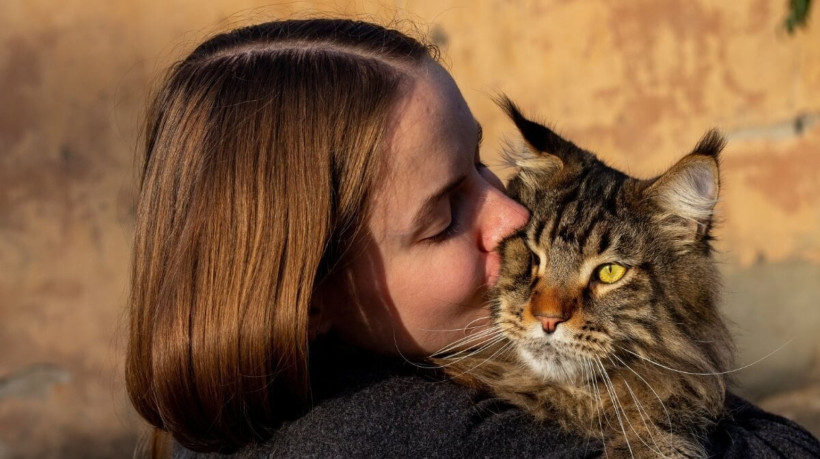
[493,99,727,383]
[494,171,649,382]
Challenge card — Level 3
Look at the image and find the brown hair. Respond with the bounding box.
[125,19,435,453]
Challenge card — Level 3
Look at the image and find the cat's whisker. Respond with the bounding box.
[432,327,499,353]
[393,352,442,370]
[588,356,613,457]
[609,353,672,431]
[389,329,442,370]
[625,384,665,457]
[617,340,792,376]
[583,356,608,455]
[608,357,665,457]
[594,357,635,459]
[432,341,505,366]
[578,359,595,456]
[430,328,503,358]
[388,327,501,371]
[587,358,613,442]
[393,351,449,371]
[463,315,494,331]
[432,335,509,369]
[437,334,506,361]
[417,316,492,333]
[446,340,515,379]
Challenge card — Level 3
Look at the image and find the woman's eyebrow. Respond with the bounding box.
[413,173,467,228]
[412,122,481,231]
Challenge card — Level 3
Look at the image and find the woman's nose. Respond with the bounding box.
[478,176,530,253]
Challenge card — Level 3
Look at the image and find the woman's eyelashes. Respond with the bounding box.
[425,162,487,244]
[426,198,462,243]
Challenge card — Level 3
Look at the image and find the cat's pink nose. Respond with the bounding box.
[538,316,565,334]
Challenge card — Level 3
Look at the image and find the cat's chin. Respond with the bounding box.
[516,346,586,384]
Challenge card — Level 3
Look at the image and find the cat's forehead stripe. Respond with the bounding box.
[575,217,603,254]
[524,230,549,277]
[597,229,612,255]
[550,170,627,250]
[531,215,549,246]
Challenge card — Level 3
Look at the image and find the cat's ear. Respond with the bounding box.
[497,96,578,159]
[645,130,725,239]
[502,139,564,196]
[497,96,572,191]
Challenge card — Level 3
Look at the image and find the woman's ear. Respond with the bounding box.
[308,297,332,341]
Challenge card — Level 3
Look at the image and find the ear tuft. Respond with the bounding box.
[692,129,726,159]
[495,95,578,160]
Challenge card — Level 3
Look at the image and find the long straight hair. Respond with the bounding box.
[125,19,435,453]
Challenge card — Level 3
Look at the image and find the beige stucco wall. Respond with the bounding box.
[1,1,818,456]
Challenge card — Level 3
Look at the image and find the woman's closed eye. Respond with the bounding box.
[425,162,488,244]
[425,198,462,243]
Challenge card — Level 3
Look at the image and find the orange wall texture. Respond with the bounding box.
[1,1,818,456]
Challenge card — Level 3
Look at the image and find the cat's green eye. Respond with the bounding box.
[596,263,627,284]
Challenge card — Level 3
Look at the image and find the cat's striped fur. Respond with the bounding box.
[443,99,734,458]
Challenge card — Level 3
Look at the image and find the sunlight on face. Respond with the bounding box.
[324,59,529,357]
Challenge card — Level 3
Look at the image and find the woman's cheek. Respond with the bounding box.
[435,244,488,307]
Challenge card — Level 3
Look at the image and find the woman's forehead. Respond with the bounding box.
[370,61,478,238]
[388,60,476,169]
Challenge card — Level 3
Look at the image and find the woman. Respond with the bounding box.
[126,18,819,457]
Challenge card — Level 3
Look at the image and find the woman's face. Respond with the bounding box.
[322,59,529,357]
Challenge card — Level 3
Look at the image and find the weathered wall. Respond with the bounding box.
[1,0,817,456]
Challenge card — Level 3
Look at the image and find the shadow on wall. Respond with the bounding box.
[722,259,820,435]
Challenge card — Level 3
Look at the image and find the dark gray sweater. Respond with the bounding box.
[175,342,820,458]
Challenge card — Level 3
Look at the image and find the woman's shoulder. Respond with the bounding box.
[174,347,595,458]
[261,351,594,458]
[173,341,820,458]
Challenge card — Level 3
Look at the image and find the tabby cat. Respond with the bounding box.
[444,98,734,458]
